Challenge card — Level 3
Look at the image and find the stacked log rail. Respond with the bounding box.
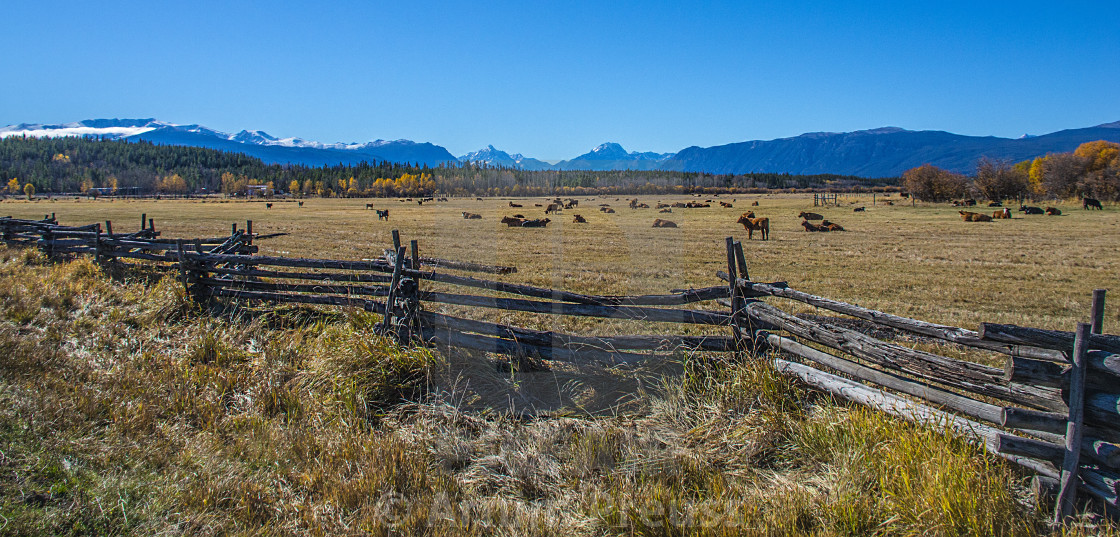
[718,237,1118,517]
[183,248,741,364]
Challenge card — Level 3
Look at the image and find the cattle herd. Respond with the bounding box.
[305,194,1109,234]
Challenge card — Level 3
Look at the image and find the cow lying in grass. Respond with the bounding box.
[992,208,1012,219]
[1045,207,1062,216]
[820,219,845,231]
[737,211,770,240]
[1020,205,1044,215]
[521,218,550,227]
[652,218,677,228]
[600,207,615,213]
[572,214,586,223]
[462,212,482,219]
[500,216,525,227]
[959,211,992,222]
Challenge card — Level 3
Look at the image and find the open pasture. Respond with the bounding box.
[3,193,1118,332]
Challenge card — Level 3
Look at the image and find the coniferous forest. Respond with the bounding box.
[0,136,896,197]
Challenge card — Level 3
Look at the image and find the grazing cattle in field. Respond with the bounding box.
[462,212,482,219]
[1084,198,1103,210]
[509,202,522,208]
[1045,207,1061,216]
[659,208,672,213]
[1019,205,1044,215]
[652,218,677,228]
[751,201,759,206]
[600,207,615,213]
[545,203,561,214]
[572,214,587,223]
[737,212,770,240]
[521,218,550,227]
[988,201,1003,207]
[959,211,992,222]
[798,211,823,221]
[376,209,389,220]
[366,203,374,209]
[853,206,865,212]
[266,203,273,209]
[993,208,1012,219]
[298,201,304,207]
[630,199,639,209]
[501,216,526,226]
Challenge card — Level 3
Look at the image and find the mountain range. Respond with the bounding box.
[3,118,1119,177]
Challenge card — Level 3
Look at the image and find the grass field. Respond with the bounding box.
[2,193,1119,535]
[4,193,1117,330]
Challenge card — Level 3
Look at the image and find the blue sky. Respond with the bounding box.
[2,1,1118,160]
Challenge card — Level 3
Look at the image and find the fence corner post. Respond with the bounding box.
[1054,322,1091,526]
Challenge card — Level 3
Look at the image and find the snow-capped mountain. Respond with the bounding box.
[553,142,674,171]
[0,118,459,167]
[457,145,552,170]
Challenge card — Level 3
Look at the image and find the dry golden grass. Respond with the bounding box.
[1,193,1119,535]
[3,193,1116,331]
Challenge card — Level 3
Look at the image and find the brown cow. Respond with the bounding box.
[798,211,823,220]
[545,203,561,214]
[959,211,992,222]
[630,199,639,209]
[366,203,374,209]
[659,208,672,213]
[462,212,482,219]
[1045,207,1062,216]
[801,220,823,232]
[737,212,770,240]
[820,220,845,231]
[500,216,526,227]
[509,201,522,208]
[572,214,587,223]
[992,208,1011,219]
[652,218,677,228]
[751,201,759,206]
[600,207,615,213]
[719,201,733,208]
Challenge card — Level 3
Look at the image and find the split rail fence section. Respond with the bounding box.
[721,237,1117,523]
[4,215,1117,522]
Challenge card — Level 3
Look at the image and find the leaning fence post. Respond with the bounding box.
[410,239,419,270]
[380,245,408,335]
[733,240,749,282]
[1054,322,1091,525]
[392,229,401,253]
[725,237,743,353]
[1091,289,1106,335]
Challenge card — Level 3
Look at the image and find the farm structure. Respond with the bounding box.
[4,215,1119,522]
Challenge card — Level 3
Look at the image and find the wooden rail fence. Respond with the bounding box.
[4,215,1117,523]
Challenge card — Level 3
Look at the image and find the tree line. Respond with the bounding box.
[0,136,895,197]
[902,140,1120,203]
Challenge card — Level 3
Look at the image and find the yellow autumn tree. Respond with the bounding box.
[1074,140,1120,173]
[157,174,188,194]
[24,183,35,200]
[7,178,21,194]
[289,180,300,195]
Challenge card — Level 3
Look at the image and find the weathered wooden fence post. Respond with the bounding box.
[380,244,408,337]
[1054,322,1091,525]
[1091,289,1106,335]
[725,237,743,353]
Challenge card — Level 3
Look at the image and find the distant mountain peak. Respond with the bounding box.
[1098,120,1120,129]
